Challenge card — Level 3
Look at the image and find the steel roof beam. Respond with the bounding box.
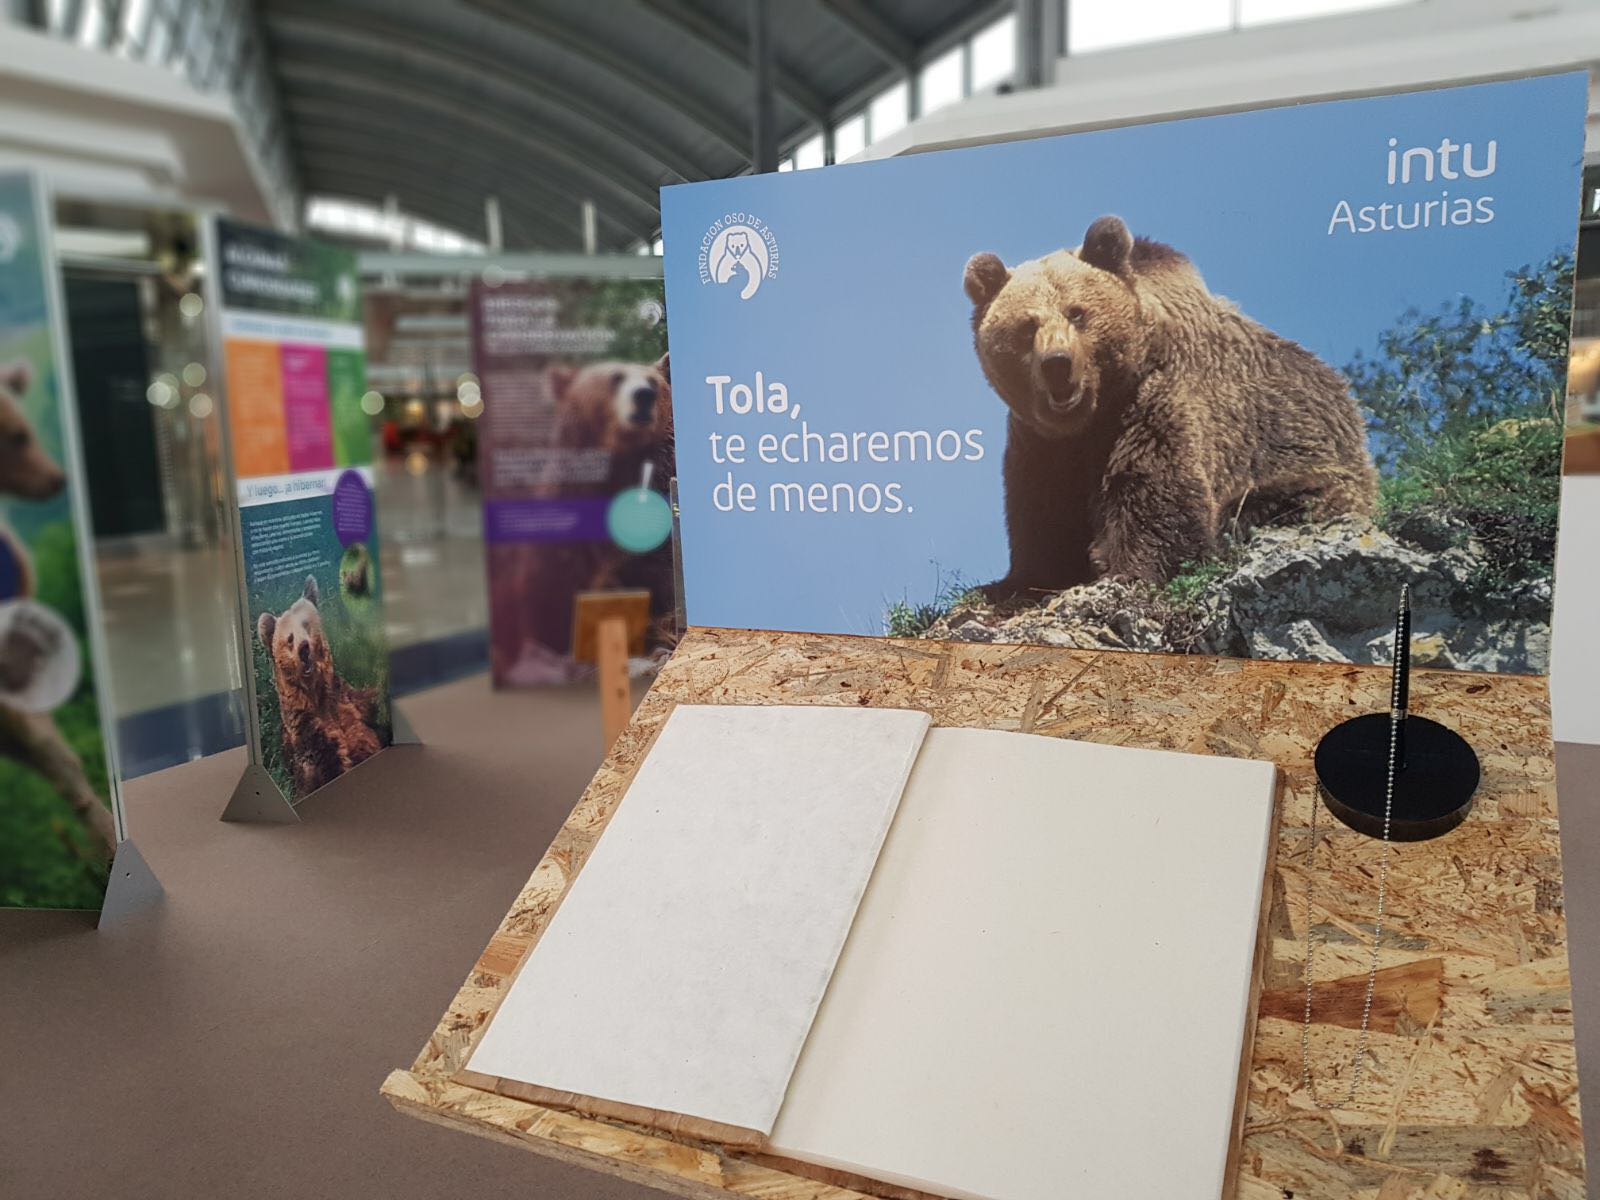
[815,0,917,69]
[642,0,830,126]
[295,142,607,248]
[301,159,539,236]
[296,149,584,252]
[264,7,712,183]
[284,99,644,238]
[274,62,663,221]
[463,0,750,159]
[300,158,584,251]
[358,250,663,279]
[288,120,643,246]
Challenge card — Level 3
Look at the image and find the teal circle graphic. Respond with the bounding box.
[607,487,673,553]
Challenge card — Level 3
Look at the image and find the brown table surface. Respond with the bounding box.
[382,628,1583,1200]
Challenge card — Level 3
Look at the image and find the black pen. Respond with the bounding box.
[1391,584,1410,767]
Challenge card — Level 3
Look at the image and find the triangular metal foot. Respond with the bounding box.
[97,839,163,929]
[220,762,298,823]
[390,704,422,746]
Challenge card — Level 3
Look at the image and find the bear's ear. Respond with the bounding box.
[654,351,670,384]
[257,612,276,646]
[1080,216,1133,276]
[548,363,578,402]
[1,358,32,397]
[303,575,319,606]
[963,253,1010,307]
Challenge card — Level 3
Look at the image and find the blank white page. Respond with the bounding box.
[465,703,931,1136]
[769,727,1276,1200]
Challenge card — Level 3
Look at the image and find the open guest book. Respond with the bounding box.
[460,704,1279,1200]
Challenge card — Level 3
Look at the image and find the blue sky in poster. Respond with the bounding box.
[660,74,1587,637]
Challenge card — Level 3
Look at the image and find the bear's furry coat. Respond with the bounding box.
[0,357,116,858]
[966,215,1377,598]
[257,576,381,797]
[488,353,675,682]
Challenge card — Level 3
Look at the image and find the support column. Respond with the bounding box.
[484,195,503,252]
[749,0,777,173]
[383,193,403,252]
[1041,0,1063,86]
[581,200,597,255]
[6,0,48,29]
[1015,0,1060,91]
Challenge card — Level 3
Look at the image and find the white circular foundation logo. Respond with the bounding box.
[698,214,779,301]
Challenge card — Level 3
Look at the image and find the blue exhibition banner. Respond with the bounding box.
[660,73,1587,674]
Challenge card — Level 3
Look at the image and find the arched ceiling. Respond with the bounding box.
[258,0,1010,252]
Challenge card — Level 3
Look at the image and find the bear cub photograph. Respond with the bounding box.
[965,214,1378,601]
[257,574,384,798]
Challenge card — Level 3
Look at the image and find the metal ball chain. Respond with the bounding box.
[1299,707,1398,1110]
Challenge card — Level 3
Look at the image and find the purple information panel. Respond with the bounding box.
[484,497,610,543]
[331,468,374,547]
[470,277,674,687]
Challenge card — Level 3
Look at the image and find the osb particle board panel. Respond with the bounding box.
[382,628,1584,1200]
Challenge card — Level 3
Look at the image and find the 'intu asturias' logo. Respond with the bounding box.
[698,214,779,300]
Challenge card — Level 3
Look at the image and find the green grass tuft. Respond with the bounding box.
[1375,417,1560,592]
[885,576,983,638]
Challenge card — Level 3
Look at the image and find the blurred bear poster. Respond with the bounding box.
[214,219,391,803]
[0,173,122,908]
[470,277,674,686]
[1562,165,1600,473]
[660,73,1585,675]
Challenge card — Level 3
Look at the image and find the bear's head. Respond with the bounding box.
[257,576,334,703]
[964,216,1147,439]
[725,231,750,259]
[0,359,66,500]
[340,543,372,598]
[549,353,673,454]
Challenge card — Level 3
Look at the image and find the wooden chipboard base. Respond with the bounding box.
[383,628,1585,1200]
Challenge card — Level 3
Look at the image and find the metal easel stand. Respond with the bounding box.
[97,839,164,928]
[220,762,299,823]
[390,704,422,745]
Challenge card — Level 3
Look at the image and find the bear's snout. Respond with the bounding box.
[14,460,65,500]
[630,385,657,426]
[298,639,313,670]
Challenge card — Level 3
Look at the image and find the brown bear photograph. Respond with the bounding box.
[487,352,676,685]
[0,241,121,908]
[474,277,675,689]
[0,356,117,888]
[241,479,392,803]
[662,74,1579,676]
[902,210,1570,674]
[255,574,384,799]
[965,215,1379,598]
[910,211,1570,673]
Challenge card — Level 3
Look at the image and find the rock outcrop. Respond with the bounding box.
[924,517,1549,674]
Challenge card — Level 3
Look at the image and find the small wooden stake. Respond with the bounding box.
[597,614,631,751]
[572,589,651,754]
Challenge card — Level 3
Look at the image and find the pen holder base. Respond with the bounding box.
[1314,713,1479,842]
